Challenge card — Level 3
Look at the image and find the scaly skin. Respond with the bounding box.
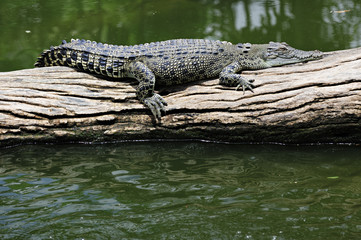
[35,39,323,119]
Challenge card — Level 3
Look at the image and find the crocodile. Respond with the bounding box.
[35,39,323,119]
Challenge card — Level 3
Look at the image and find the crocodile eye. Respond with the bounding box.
[278,46,288,51]
[267,53,277,59]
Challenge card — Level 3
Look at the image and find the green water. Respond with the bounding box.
[1,142,361,239]
[0,0,360,72]
[1,0,361,239]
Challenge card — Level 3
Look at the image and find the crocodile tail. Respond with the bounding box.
[34,50,49,67]
[34,40,68,67]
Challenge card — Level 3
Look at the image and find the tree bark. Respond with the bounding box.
[0,48,360,146]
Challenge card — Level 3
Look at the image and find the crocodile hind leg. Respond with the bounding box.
[127,61,167,119]
[219,62,255,93]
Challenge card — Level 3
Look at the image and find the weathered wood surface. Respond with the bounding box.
[0,47,360,146]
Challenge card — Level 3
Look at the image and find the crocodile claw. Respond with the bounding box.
[235,78,255,94]
[142,93,168,120]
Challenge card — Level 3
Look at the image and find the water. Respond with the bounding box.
[1,1,361,239]
[0,0,360,71]
[1,142,361,239]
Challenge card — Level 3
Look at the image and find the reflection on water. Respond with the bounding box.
[1,142,361,239]
[0,0,360,71]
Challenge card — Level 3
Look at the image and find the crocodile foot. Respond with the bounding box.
[142,93,168,120]
[235,77,255,93]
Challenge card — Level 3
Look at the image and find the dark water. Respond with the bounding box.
[0,0,360,71]
[1,142,361,239]
[1,1,361,239]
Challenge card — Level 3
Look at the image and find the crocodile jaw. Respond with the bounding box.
[264,41,323,67]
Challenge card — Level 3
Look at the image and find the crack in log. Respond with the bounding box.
[5,86,68,94]
[255,94,359,117]
[318,79,360,87]
[0,109,45,121]
[340,56,361,64]
[250,79,361,97]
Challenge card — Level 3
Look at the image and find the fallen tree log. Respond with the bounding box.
[0,47,360,146]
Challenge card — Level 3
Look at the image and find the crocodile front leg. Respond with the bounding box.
[219,62,255,93]
[127,61,167,119]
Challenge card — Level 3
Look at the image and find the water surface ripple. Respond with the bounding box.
[1,143,361,239]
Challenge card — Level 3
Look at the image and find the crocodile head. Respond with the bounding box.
[262,41,323,67]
